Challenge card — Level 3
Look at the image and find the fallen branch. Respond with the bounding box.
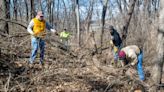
[0,18,27,29]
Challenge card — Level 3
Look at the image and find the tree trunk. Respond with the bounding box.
[24,0,29,21]
[151,0,164,91]
[75,0,80,46]
[13,0,17,20]
[56,0,60,29]
[0,0,10,34]
[121,0,136,46]
[39,0,43,12]
[62,0,68,28]
[86,0,94,33]
[30,0,35,19]
[18,1,22,21]
[100,0,108,53]
[116,0,123,14]
[47,0,51,24]
[51,0,55,27]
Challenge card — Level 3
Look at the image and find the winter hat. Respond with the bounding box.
[118,51,126,59]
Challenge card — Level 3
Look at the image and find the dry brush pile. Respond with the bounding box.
[0,24,163,92]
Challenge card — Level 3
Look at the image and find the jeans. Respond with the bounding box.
[29,37,45,64]
[61,38,68,50]
[137,51,145,80]
[113,44,122,62]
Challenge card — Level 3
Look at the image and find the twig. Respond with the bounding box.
[4,73,11,92]
[116,64,132,71]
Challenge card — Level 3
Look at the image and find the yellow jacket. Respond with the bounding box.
[60,31,70,39]
[32,18,46,37]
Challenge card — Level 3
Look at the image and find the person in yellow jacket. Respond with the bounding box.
[27,11,57,66]
[118,45,145,81]
[60,29,70,50]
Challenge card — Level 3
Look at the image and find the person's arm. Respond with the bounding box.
[27,20,34,35]
[60,32,64,38]
[128,51,138,66]
[45,22,56,33]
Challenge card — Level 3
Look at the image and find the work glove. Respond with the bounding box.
[110,40,114,47]
[111,36,114,40]
[51,29,59,35]
[50,29,56,33]
[31,32,34,36]
[131,62,135,66]
[28,30,35,36]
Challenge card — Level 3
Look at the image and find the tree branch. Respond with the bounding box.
[0,18,27,29]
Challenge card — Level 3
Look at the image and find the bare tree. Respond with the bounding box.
[24,0,29,21]
[47,0,52,24]
[0,0,10,34]
[56,0,60,28]
[152,0,164,91]
[100,0,108,53]
[13,0,17,20]
[75,0,80,46]
[62,0,68,28]
[39,0,43,11]
[121,0,137,46]
[116,0,123,14]
[85,0,94,33]
[30,0,35,19]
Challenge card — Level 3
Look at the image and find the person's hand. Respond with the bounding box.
[110,40,114,47]
[30,32,34,35]
[51,29,56,33]
[111,36,114,40]
[131,62,135,66]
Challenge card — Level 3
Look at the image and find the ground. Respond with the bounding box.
[0,41,163,92]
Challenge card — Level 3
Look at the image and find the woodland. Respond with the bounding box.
[0,0,163,92]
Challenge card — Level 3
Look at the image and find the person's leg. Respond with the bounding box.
[63,39,68,50]
[114,46,119,62]
[65,39,69,51]
[137,52,145,81]
[29,37,38,64]
[39,39,45,65]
